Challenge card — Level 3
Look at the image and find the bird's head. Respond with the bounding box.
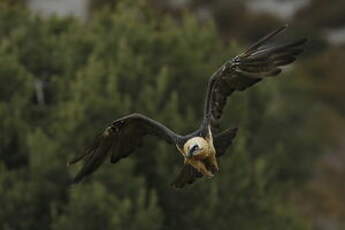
[177,136,218,177]
[183,137,209,159]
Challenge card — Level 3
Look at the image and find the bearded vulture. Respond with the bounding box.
[68,25,307,188]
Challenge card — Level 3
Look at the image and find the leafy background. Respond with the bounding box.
[0,0,344,229]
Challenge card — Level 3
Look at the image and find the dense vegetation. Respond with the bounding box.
[0,1,328,229]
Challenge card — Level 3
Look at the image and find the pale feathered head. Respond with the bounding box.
[183,137,209,158]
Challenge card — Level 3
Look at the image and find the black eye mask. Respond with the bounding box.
[190,145,199,153]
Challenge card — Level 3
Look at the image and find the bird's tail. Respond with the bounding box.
[171,164,202,189]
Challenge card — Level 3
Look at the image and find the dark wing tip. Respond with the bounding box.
[69,133,115,185]
[67,170,87,186]
[245,25,289,54]
[277,24,289,33]
[69,164,91,185]
[66,153,88,167]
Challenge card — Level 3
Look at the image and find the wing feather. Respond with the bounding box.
[68,113,179,184]
[203,25,307,130]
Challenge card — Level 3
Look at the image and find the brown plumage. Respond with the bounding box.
[203,25,306,130]
[68,25,306,188]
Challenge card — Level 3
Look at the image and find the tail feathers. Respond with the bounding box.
[171,164,202,189]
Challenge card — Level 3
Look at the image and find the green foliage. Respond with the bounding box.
[51,183,162,230]
[0,1,323,230]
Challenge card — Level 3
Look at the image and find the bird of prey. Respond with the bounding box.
[68,25,307,188]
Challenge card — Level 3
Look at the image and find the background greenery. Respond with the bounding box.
[0,0,343,229]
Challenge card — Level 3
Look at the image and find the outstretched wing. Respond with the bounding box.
[203,25,307,131]
[171,127,238,189]
[68,113,180,184]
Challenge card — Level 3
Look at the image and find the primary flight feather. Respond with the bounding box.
[68,25,307,188]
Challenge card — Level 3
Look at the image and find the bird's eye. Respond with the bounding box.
[191,145,199,152]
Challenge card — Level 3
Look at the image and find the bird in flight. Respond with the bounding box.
[68,25,307,188]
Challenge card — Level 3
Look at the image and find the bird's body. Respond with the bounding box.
[68,25,307,188]
[177,126,218,177]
